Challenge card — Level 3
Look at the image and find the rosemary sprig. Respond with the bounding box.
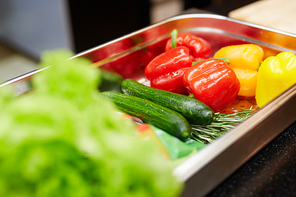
[190,108,254,144]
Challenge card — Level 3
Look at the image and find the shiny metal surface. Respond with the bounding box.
[1,13,296,196]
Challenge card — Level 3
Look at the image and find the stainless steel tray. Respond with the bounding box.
[2,14,296,197]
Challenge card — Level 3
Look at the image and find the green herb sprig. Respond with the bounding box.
[190,108,254,144]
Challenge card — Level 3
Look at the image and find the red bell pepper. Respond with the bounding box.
[183,59,240,112]
[165,32,212,61]
[144,46,192,94]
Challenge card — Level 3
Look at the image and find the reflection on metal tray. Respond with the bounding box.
[1,14,296,197]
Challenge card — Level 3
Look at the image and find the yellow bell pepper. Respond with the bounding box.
[214,44,264,97]
[255,51,296,108]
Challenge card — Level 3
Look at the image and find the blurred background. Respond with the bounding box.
[0,0,258,82]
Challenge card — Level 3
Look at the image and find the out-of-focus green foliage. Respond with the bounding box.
[0,49,183,197]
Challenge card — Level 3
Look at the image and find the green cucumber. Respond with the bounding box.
[101,91,192,141]
[98,69,123,92]
[121,79,214,125]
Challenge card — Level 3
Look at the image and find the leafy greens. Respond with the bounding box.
[0,49,183,197]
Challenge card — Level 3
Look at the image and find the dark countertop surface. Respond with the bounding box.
[207,121,296,197]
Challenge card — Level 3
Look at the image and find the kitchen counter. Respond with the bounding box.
[229,0,296,35]
[207,121,296,196]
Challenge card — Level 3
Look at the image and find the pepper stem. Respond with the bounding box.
[215,57,230,64]
[170,29,178,48]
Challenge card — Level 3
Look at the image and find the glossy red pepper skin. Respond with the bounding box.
[183,59,240,112]
[165,33,212,61]
[144,46,192,94]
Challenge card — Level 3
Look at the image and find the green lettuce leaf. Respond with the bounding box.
[0,49,183,197]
